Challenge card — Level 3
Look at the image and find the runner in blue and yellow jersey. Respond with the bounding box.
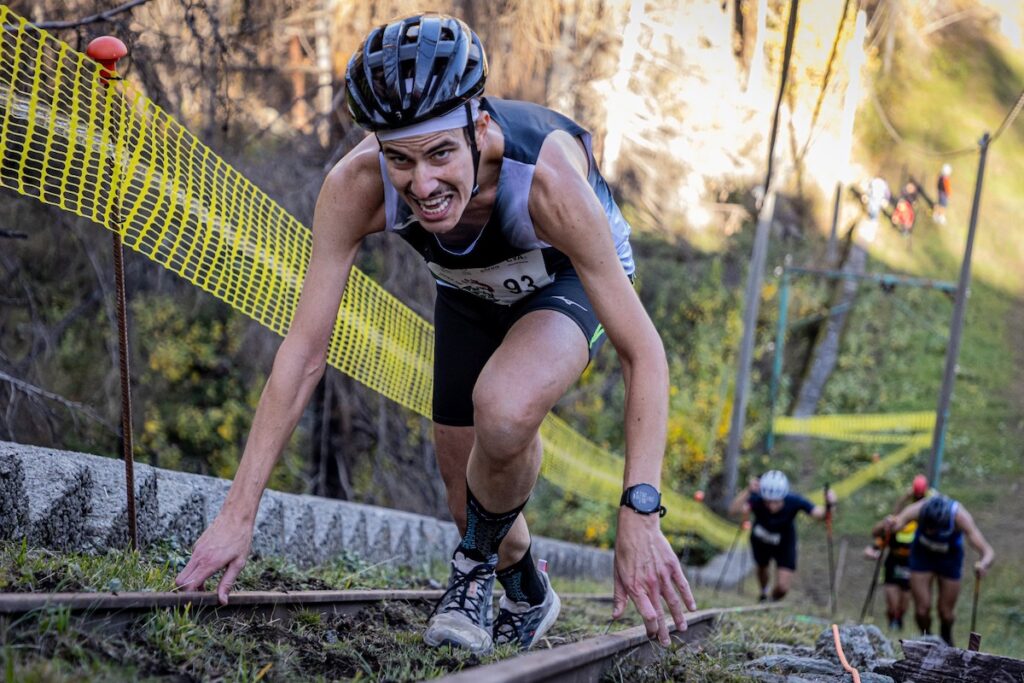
[884,494,994,646]
[864,474,929,631]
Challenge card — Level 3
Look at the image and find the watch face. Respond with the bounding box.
[629,484,660,513]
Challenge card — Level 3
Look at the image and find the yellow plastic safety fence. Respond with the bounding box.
[774,412,936,443]
[774,412,935,506]
[808,435,932,506]
[0,8,736,547]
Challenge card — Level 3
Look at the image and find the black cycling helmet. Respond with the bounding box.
[920,496,956,532]
[345,13,488,131]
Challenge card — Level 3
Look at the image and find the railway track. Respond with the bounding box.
[1,589,772,681]
[433,604,779,683]
[0,588,611,634]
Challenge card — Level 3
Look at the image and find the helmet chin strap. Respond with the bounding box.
[465,101,481,198]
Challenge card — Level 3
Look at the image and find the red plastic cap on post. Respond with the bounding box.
[86,36,128,81]
[693,490,705,502]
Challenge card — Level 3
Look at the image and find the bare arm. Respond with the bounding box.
[728,478,757,517]
[887,498,926,532]
[175,135,386,601]
[530,130,693,646]
[808,488,836,521]
[956,506,995,576]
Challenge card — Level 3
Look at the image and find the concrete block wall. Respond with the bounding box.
[0,441,613,581]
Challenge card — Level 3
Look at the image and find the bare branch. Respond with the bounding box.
[0,369,116,433]
[31,0,153,30]
[0,229,28,239]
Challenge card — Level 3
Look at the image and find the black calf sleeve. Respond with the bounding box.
[940,620,954,647]
[457,486,527,562]
[497,545,546,606]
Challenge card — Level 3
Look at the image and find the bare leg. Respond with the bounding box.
[757,565,770,596]
[773,568,794,600]
[466,310,588,529]
[937,575,962,646]
[434,423,529,570]
[910,571,934,634]
[884,584,908,628]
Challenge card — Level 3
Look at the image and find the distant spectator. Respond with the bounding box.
[866,176,891,221]
[891,181,918,235]
[933,164,952,224]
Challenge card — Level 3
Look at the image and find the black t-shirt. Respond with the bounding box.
[748,493,815,546]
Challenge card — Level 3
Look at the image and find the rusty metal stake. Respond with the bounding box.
[87,36,138,551]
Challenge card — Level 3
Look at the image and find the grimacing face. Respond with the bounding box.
[380,127,477,234]
[765,499,785,514]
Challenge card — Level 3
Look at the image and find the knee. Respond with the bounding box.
[472,387,544,459]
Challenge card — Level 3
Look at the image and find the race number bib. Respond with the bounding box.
[918,536,950,554]
[752,524,782,546]
[428,249,554,304]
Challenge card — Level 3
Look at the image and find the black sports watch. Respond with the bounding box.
[620,484,667,517]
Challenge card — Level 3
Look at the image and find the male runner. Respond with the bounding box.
[884,494,994,645]
[729,470,835,601]
[863,474,929,630]
[176,12,695,654]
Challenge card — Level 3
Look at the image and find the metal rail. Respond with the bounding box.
[0,589,613,634]
[0,589,443,633]
[431,604,779,683]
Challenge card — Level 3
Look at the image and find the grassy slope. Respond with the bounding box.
[768,17,1024,657]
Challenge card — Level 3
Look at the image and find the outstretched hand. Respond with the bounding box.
[612,509,697,646]
[174,514,253,605]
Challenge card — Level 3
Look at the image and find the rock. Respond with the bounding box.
[815,624,895,669]
[758,643,816,658]
[746,654,844,677]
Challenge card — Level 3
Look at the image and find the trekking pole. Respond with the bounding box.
[825,484,837,617]
[713,518,747,596]
[680,490,705,567]
[970,569,982,634]
[859,531,888,623]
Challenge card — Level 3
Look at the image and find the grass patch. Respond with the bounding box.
[0,539,447,596]
[0,541,643,681]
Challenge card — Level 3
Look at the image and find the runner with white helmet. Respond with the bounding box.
[729,471,835,602]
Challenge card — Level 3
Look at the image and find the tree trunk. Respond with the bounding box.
[602,0,646,178]
[314,1,334,148]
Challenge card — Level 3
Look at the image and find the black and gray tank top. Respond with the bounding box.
[379,97,634,305]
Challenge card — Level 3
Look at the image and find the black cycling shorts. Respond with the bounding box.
[432,270,606,426]
[884,553,912,589]
[750,536,798,571]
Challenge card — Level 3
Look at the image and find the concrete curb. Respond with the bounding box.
[0,441,613,580]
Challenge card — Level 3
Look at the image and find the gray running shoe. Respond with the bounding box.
[423,551,496,653]
[493,569,560,649]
